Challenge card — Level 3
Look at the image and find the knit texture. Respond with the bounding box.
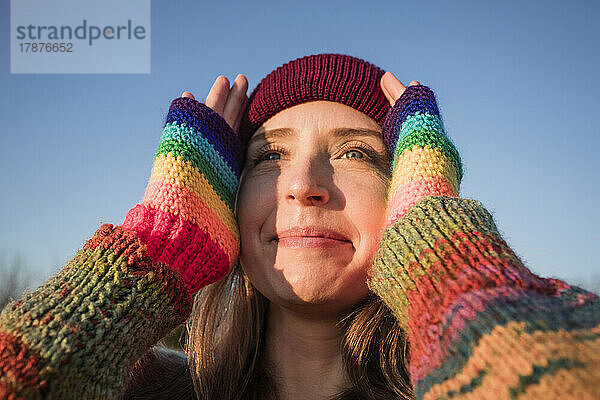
[0,96,244,399]
[238,53,391,144]
[122,96,243,294]
[368,196,600,399]
[369,85,599,398]
[1,88,599,399]
[382,84,462,224]
[0,225,193,399]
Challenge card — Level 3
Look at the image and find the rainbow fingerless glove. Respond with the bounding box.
[122,97,243,294]
[370,85,600,398]
[382,85,462,225]
[0,98,244,398]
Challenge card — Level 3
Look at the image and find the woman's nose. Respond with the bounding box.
[284,159,330,206]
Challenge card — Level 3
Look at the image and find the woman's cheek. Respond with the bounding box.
[336,169,388,210]
[237,171,279,258]
[238,168,278,212]
[337,171,388,251]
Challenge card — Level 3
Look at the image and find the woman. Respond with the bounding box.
[0,54,598,400]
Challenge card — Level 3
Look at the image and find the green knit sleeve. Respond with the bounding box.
[368,195,600,400]
[0,224,193,399]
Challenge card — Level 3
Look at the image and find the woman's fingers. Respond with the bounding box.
[204,75,231,116]
[181,91,195,99]
[381,72,406,106]
[380,72,422,106]
[232,94,248,133]
[201,74,249,133]
[223,74,249,133]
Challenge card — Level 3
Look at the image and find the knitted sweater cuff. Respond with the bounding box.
[0,223,193,399]
[369,195,556,332]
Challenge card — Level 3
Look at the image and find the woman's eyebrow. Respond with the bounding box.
[248,127,295,147]
[249,127,382,147]
[330,127,382,139]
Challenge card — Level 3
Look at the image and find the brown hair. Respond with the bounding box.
[124,264,413,399]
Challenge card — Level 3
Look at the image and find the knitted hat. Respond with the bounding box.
[238,53,391,145]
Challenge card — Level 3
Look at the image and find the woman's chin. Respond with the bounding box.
[263,270,371,316]
[241,250,372,316]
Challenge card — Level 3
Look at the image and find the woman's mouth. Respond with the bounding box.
[274,227,352,249]
[276,236,352,248]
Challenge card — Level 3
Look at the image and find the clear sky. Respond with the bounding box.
[1,0,599,291]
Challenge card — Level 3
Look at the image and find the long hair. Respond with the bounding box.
[187,264,413,400]
[123,265,413,400]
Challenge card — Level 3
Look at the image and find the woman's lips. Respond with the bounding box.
[274,227,352,248]
[276,236,351,248]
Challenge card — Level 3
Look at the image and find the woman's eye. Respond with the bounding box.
[263,152,281,161]
[342,149,364,159]
[250,145,286,166]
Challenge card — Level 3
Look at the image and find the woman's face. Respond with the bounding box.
[237,101,391,316]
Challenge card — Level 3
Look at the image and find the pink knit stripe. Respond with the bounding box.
[141,180,238,260]
[408,285,523,381]
[81,223,195,321]
[122,204,234,293]
[403,230,555,380]
[385,177,458,225]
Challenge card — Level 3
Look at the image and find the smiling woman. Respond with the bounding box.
[238,101,389,313]
[0,53,599,400]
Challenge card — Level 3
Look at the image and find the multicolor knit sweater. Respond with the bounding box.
[1,86,599,400]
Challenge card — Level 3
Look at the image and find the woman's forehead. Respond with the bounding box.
[250,101,381,140]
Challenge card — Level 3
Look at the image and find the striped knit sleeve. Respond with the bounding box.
[0,97,243,399]
[369,85,600,399]
[369,196,600,399]
[0,225,193,399]
[381,84,462,225]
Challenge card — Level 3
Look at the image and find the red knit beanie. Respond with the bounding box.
[238,53,391,145]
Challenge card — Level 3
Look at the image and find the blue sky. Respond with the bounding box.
[1,0,599,290]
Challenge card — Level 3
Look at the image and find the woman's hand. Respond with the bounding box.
[181,73,248,134]
[380,72,420,105]
[378,72,462,225]
[122,74,248,294]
